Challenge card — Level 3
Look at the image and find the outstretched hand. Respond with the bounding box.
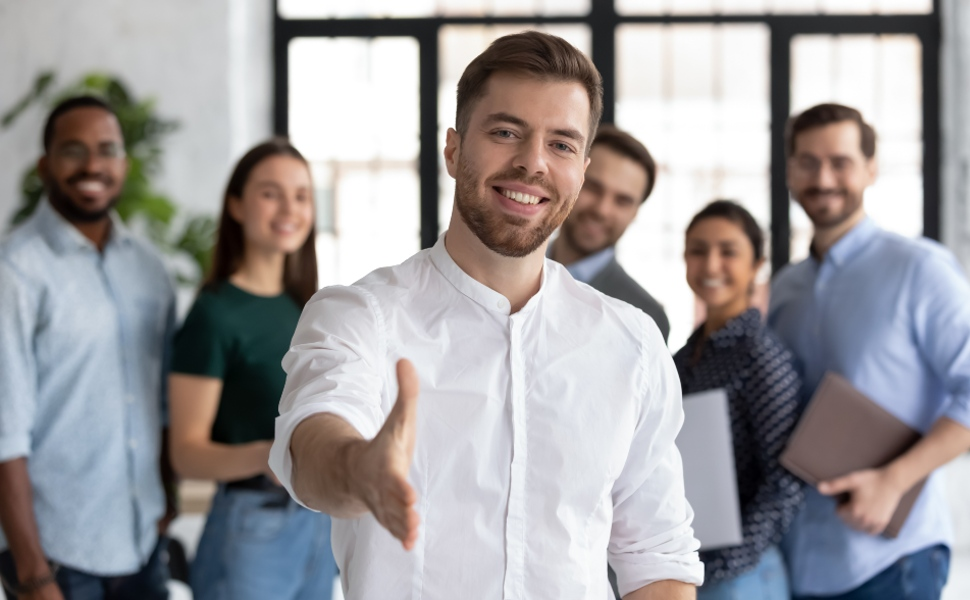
[348,359,421,550]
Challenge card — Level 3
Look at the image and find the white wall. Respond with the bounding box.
[0,0,273,227]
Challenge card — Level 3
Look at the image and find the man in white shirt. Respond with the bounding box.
[270,31,702,599]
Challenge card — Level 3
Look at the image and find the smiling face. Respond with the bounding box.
[787,120,877,229]
[228,155,314,259]
[558,144,648,257]
[444,71,591,258]
[39,106,128,223]
[684,216,763,318]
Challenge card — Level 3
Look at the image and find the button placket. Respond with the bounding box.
[503,315,529,599]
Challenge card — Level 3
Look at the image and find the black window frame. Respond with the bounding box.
[273,0,941,273]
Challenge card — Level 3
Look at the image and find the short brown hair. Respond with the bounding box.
[591,124,657,202]
[455,31,603,153]
[785,103,877,159]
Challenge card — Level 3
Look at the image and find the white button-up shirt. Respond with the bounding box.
[271,236,702,599]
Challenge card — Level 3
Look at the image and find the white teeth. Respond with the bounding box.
[702,279,725,288]
[500,188,541,205]
[273,223,297,233]
[76,181,105,193]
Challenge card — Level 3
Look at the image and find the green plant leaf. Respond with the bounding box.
[1,71,55,128]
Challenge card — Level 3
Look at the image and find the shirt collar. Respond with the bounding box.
[813,216,877,269]
[36,198,133,255]
[562,245,615,284]
[429,232,546,316]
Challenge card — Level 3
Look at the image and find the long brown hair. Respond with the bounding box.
[205,138,318,306]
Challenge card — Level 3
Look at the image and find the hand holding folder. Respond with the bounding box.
[779,372,926,539]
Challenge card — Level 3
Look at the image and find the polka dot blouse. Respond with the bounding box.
[673,308,805,584]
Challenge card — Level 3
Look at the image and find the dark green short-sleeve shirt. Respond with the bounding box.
[171,282,302,444]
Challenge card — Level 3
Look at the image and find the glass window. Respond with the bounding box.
[289,37,421,285]
[279,0,589,19]
[437,25,592,230]
[616,23,771,348]
[617,0,931,15]
[789,34,923,261]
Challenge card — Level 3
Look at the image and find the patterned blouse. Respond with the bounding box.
[673,308,805,584]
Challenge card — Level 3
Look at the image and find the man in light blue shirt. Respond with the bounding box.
[0,96,175,599]
[548,125,670,342]
[769,103,970,599]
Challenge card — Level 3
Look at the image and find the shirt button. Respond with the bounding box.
[129,439,138,450]
[496,300,503,309]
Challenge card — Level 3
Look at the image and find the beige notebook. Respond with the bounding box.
[779,372,926,539]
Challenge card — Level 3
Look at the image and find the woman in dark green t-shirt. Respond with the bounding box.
[169,139,336,600]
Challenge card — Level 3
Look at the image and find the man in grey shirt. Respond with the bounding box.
[548,124,670,341]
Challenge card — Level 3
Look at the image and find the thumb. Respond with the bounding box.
[818,473,857,496]
[385,359,419,440]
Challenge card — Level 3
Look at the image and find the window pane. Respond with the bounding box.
[437,25,591,229]
[618,0,930,14]
[617,23,770,349]
[279,0,588,18]
[790,34,923,261]
[289,37,421,285]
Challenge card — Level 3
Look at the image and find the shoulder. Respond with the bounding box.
[179,286,230,335]
[865,230,967,292]
[746,323,797,368]
[551,262,666,355]
[0,219,50,275]
[770,258,813,291]
[0,225,50,296]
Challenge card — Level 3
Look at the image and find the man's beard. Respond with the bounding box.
[454,157,575,258]
[559,209,616,258]
[798,187,863,229]
[46,175,120,223]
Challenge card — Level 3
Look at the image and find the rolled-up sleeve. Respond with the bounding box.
[269,285,388,503]
[0,260,39,462]
[609,323,704,595]
[911,251,970,429]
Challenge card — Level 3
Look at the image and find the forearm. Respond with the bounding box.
[289,413,369,517]
[885,416,970,491]
[171,439,270,482]
[625,580,696,600]
[0,458,52,580]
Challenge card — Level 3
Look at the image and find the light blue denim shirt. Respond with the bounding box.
[768,217,970,596]
[560,245,615,283]
[0,199,175,576]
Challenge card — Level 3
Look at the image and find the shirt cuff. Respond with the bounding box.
[270,401,381,510]
[0,433,31,463]
[611,554,705,597]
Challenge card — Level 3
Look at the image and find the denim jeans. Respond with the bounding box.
[190,486,337,600]
[697,546,790,600]
[793,544,950,600]
[0,538,169,600]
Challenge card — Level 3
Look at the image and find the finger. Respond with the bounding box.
[382,499,418,544]
[383,359,419,441]
[819,473,856,496]
[401,507,420,551]
[386,475,417,506]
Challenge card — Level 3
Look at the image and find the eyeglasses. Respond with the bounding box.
[53,142,126,167]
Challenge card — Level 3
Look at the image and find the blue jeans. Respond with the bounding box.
[698,546,789,600]
[793,544,950,600]
[0,538,168,600]
[190,486,337,600]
